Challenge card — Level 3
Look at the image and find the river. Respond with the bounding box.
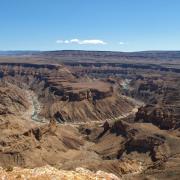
[25,90,47,123]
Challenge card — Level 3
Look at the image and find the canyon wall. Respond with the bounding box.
[0,63,135,122]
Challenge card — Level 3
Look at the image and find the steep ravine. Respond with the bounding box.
[23,77,144,125]
[24,90,47,123]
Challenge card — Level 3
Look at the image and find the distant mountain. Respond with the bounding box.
[43,50,180,58]
[1,50,180,61]
[40,50,180,62]
[0,51,41,56]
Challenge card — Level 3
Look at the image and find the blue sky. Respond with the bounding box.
[0,0,180,51]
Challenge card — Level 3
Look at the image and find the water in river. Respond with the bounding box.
[26,90,47,123]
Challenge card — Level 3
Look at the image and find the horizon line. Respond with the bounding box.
[0,49,180,53]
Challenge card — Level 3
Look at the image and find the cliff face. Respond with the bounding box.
[79,119,180,179]
[0,63,135,122]
[0,81,29,116]
[135,105,179,129]
[0,63,113,102]
[82,120,170,161]
[0,119,84,168]
[131,76,180,130]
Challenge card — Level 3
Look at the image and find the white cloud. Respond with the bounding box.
[56,40,64,44]
[64,40,70,44]
[70,39,79,43]
[119,42,125,45]
[56,38,107,45]
[78,39,107,45]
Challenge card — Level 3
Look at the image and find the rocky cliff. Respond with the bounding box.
[132,75,180,129]
[0,63,135,122]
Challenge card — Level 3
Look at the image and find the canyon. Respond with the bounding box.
[0,51,180,179]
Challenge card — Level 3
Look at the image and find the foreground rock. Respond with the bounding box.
[0,165,120,180]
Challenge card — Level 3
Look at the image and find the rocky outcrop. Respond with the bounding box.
[135,105,178,129]
[109,120,166,160]
[0,121,84,167]
[130,75,180,130]
[80,119,180,174]
[61,88,113,102]
[0,166,120,180]
[0,82,29,116]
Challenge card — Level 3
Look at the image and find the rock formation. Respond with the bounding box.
[0,63,135,122]
[0,51,180,179]
[0,166,120,180]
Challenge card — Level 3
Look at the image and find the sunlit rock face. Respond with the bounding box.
[0,63,135,123]
[0,166,120,180]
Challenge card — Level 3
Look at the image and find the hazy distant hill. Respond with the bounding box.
[0,51,40,56]
[1,50,180,62]
[42,50,180,60]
